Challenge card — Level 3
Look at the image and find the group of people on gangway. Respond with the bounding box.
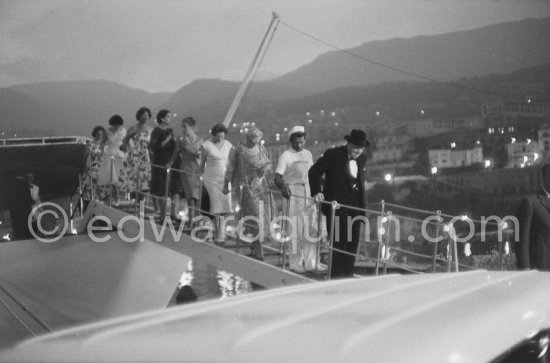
[83,106,371,277]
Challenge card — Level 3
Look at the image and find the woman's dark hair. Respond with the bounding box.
[182,117,196,127]
[210,123,228,135]
[108,114,123,126]
[156,109,171,124]
[91,125,106,138]
[136,107,152,121]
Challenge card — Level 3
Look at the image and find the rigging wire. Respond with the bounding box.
[278,20,519,100]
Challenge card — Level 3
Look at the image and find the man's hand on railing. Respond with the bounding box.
[281,185,292,200]
[313,193,324,202]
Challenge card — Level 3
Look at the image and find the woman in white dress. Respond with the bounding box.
[97,114,127,204]
[200,124,233,243]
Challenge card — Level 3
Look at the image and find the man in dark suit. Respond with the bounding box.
[9,175,35,240]
[517,164,550,270]
[309,129,369,278]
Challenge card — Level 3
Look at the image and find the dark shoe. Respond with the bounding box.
[247,253,264,261]
[214,240,226,247]
[290,266,307,274]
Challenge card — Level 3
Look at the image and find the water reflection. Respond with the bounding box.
[179,259,254,302]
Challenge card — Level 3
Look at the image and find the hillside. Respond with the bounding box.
[162,17,550,129]
[166,62,550,142]
[0,81,171,137]
[271,17,550,96]
[1,17,549,138]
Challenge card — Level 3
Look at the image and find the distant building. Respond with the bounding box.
[416,128,485,150]
[483,100,550,140]
[538,124,550,161]
[431,115,481,130]
[371,133,414,163]
[428,146,483,169]
[404,116,481,137]
[506,139,539,168]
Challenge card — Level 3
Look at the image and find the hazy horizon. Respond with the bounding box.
[1,0,549,93]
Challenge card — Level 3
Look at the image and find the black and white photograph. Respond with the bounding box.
[1,0,550,361]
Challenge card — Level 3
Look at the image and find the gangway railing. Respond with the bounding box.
[78,158,519,282]
[0,136,88,147]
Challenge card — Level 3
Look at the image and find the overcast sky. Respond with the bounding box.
[1,0,549,93]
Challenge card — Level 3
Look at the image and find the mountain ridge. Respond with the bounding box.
[270,17,550,96]
[1,17,549,138]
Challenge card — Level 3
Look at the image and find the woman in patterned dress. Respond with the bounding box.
[224,126,275,260]
[97,115,127,203]
[121,107,152,202]
[83,125,106,200]
[200,124,233,243]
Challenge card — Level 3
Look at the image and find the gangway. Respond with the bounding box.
[82,201,315,288]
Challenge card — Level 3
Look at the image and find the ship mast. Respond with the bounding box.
[221,12,280,128]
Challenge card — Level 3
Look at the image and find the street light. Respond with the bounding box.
[384,173,395,192]
[431,166,438,175]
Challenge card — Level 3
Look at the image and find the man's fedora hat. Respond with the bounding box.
[344,129,369,147]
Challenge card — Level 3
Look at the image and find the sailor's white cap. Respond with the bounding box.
[288,126,305,136]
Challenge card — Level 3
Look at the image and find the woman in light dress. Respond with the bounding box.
[120,107,152,202]
[97,115,127,204]
[224,126,275,260]
[200,124,233,243]
[174,117,203,223]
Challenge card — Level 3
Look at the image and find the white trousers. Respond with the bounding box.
[284,184,320,271]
